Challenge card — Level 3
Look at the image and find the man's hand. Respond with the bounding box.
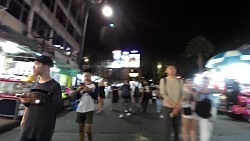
[172,107,180,116]
[19,93,37,104]
[84,86,93,92]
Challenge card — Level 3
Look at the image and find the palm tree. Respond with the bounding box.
[186,35,214,72]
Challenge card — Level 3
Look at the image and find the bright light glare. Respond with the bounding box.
[0,41,23,53]
[50,67,60,73]
[157,64,162,69]
[102,6,113,17]
[221,63,250,80]
[194,74,203,85]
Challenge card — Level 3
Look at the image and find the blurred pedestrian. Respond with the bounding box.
[110,82,119,111]
[141,80,152,113]
[130,78,143,113]
[195,76,220,141]
[97,79,105,113]
[154,86,164,119]
[19,55,62,141]
[181,79,197,141]
[119,80,132,118]
[75,69,97,141]
[159,65,183,141]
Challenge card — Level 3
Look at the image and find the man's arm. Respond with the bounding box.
[20,107,27,126]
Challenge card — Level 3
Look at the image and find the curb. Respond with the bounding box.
[0,120,20,134]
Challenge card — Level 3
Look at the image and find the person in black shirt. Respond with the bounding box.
[110,82,119,111]
[97,79,105,113]
[19,55,62,141]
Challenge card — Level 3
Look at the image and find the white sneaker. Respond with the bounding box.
[159,115,164,119]
[124,110,128,113]
[119,114,124,118]
[126,113,131,116]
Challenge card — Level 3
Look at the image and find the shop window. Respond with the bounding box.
[74,33,81,44]
[6,0,30,24]
[0,0,8,7]
[61,0,69,9]
[42,0,55,12]
[52,32,64,47]
[70,1,77,19]
[32,13,51,39]
[6,0,21,19]
[56,6,67,27]
[67,22,75,37]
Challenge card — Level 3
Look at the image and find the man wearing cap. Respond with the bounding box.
[19,55,62,141]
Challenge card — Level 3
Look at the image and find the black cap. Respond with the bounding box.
[29,55,54,68]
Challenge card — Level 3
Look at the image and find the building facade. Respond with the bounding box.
[0,0,86,63]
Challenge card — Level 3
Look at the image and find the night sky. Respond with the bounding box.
[84,0,250,76]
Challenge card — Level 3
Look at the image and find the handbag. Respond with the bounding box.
[183,107,192,115]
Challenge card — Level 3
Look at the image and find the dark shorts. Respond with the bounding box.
[75,111,94,124]
[99,93,105,98]
[112,93,119,103]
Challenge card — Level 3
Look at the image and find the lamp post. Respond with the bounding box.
[78,0,113,71]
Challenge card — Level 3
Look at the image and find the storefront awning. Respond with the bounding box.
[0,24,42,52]
[54,60,80,76]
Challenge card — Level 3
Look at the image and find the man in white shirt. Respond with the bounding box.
[76,69,96,141]
[130,78,143,113]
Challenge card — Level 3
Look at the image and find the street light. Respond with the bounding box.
[157,64,162,69]
[78,0,113,71]
[102,5,113,17]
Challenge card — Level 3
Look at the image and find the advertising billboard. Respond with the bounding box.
[108,50,140,68]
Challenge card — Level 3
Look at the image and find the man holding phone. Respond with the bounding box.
[19,55,62,141]
[75,68,97,141]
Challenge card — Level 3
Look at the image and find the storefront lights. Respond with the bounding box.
[50,67,60,73]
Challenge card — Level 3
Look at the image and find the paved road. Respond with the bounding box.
[0,98,250,141]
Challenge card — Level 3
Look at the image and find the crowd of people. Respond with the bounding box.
[17,55,219,141]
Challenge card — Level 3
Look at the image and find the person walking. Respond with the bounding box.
[19,55,62,141]
[75,68,97,141]
[119,80,132,118]
[159,65,183,141]
[141,80,152,113]
[181,79,197,141]
[195,76,219,141]
[154,86,164,119]
[97,79,105,113]
[110,82,119,111]
[130,78,143,113]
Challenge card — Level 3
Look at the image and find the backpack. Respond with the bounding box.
[195,98,212,119]
[90,82,99,100]
[121,84,131,98]
[133,83,141,97]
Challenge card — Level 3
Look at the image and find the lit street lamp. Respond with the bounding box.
[157,64,162,69]
[78,0,113,71]
[102,5,113,17]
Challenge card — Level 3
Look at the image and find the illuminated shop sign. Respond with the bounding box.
[110,50,140,68]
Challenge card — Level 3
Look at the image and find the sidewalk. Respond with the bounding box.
[0,117,20,134]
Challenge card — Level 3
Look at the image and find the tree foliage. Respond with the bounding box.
[186,35,214,72]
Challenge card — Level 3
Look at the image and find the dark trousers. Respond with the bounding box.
[20,138,52,141]
[141,97,149,113]
[163,107,181,141]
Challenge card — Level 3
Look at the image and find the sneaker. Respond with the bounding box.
[159,115,164,119]
[124,110,128,113]
[126,113,131,116]
[119,114,124,118]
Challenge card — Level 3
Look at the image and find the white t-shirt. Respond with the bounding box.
[76,83,96,113]
[130,81,142,95]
